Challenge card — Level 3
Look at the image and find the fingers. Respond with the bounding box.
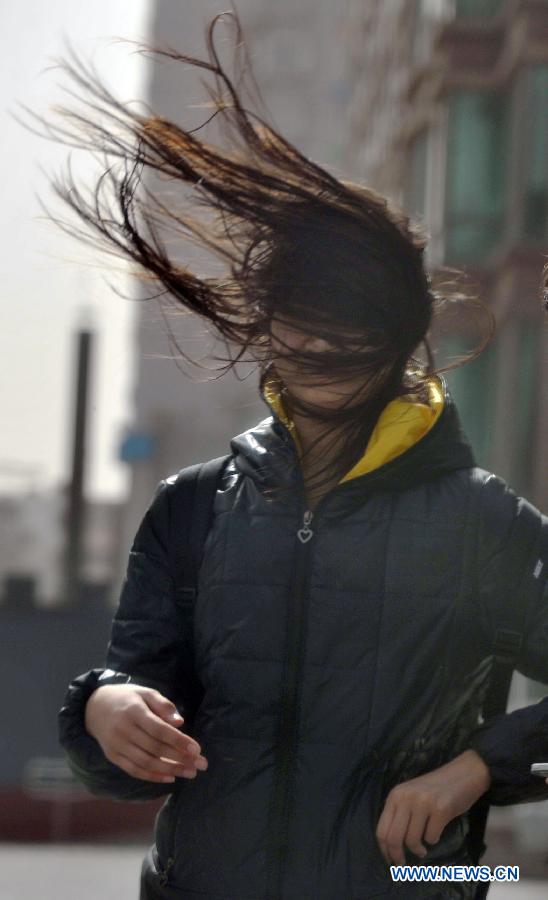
[130,701,204,760]
[423,807,448,847]
[127,722,208,774]
[377,803,411,866]
[376,789,447,866]
[110,749,182,783]
[108,739,206,782]
[403,808,429,859]
[143,710,203,758]
[140,688,181,719]
[375,759,480,868]
[99,688,209,783]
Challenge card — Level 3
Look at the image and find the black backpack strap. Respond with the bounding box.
[165,454,232,725]
[481,495,542,720]
[169,454,232,606]
[468,482,543,883]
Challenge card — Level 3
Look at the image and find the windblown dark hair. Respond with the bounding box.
[16,7,498,499]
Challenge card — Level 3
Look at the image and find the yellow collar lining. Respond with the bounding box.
[262,375,445,484]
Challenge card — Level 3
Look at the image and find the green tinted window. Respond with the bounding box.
[523,66,548,241]
[442,336,498,468]
[445,91,507,263]
[455,0,504,16]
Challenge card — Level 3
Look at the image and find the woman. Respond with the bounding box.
[30,11,548,899]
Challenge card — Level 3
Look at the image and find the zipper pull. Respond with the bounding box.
[297,509,314,543]
[158,856,174,887]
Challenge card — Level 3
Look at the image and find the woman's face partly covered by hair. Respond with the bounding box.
[268,314,373,410]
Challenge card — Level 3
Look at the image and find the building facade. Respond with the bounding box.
[345,0,547,506]
[0,488,122,607]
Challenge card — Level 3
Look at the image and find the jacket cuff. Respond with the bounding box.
[58,668,130,743]
[467,705,548,805]
[58,668,176,801]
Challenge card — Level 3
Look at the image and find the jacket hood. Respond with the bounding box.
[230,372,476,507]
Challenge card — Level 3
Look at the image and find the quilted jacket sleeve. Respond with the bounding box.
[467,474,548,805]
[58,478,204,801]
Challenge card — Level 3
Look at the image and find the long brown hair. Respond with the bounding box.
[16,8,498,497]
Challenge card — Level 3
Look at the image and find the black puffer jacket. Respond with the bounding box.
[59,374,548,899]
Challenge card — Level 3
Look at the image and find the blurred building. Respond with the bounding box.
[0,489,123,607]
[0,490,64,605]
[115,0,352,581]
[344,0,548,859]
[345,0,547,507]
[0,484,133,841]
[0,574,160,842]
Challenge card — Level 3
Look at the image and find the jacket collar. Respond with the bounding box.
[230,372,476,505]
[261,373,445,485]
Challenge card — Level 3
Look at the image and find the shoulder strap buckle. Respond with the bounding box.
[492,627,523,664]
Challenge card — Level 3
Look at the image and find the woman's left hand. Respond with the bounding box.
[375,749,492,866]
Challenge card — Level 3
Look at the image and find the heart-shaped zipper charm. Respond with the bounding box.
[297,527,313,544]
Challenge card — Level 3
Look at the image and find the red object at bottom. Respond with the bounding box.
[0,786,164,843]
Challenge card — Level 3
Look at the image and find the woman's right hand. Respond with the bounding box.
[84,684,209,783]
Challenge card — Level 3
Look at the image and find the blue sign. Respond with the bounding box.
[119,431,156,463]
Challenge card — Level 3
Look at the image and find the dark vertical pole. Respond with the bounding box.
[63,329,93,604]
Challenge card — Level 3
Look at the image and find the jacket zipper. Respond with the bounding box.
[157,786,181,886]
[157,855,174,888]
[159,502,321,895]
[265,498,326,899]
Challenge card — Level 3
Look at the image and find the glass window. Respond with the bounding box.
[444,91,508,263]
[454,0,504,16]
[441,336,498,468]
[405,130,428,221]
[523,66,548,241]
